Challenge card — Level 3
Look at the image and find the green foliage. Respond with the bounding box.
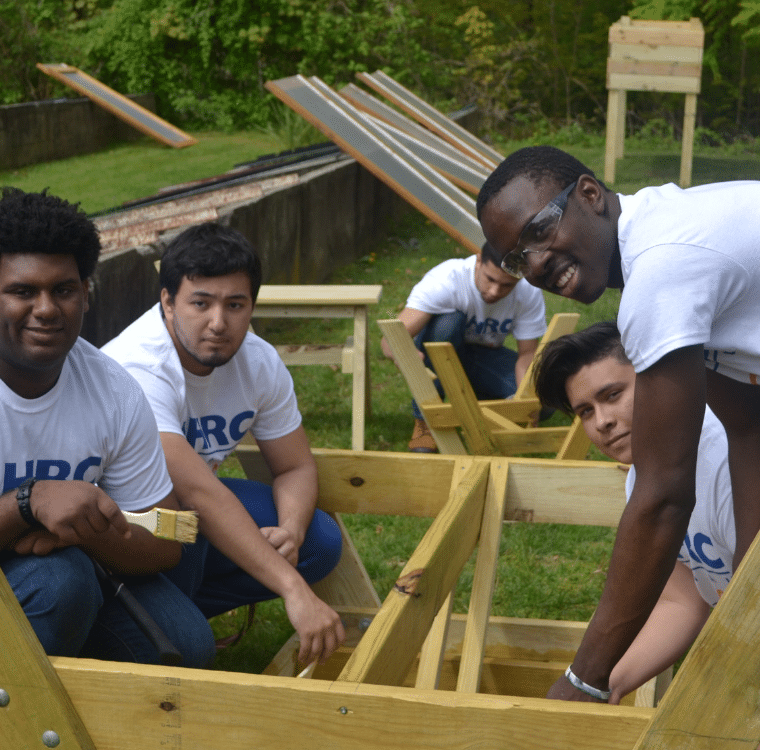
[79,0,434,130]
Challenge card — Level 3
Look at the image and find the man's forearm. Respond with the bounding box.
[0,490,36,549]
[566,494,692,689]
[271,465,318,546]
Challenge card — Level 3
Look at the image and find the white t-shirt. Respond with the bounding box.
[0,338,172,511]
[625,407,734,607]
[405,255,547,347]
[617,181,760,383]
[102,304,302,474]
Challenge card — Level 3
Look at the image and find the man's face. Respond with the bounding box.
[480,175,616,304]
[565,355,636,464]
[473,256,520,304]
[0,253,88,396]
[161,272,253,376]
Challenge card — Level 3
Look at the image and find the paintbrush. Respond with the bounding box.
[123,508,199,543]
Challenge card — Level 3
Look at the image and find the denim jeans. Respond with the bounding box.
[1,546,216,668]
[2,477,342,666]
[163,477,343,618]
[412,311,519,418]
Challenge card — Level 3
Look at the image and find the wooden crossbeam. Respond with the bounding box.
[337,458,489,685]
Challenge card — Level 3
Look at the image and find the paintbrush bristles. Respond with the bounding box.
[123,508,199,543]
[163,509,199,543]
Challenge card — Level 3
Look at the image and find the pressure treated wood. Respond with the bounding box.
[51,658,653,750]
[338,459,489,685]
[0,570,96,749]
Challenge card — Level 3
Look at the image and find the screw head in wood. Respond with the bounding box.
[42,730,60,747]
[0,689,8,707]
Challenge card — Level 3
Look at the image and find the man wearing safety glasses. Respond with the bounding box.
[476,145,760,703]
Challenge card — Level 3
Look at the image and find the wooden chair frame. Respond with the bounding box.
[378,313,591,459]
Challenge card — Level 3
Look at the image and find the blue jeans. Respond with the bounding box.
[2,478,342,666]
[163,478,343,618]
[1,546,216,668]
[412,311,518,418]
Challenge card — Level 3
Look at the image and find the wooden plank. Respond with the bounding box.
[680,93,697,188]
[338,458,489,685]
[504,459,626,527]
[256,284,383,306]
[609,25,704,48]
[491,427,573,455]
[0,570,96,750]
[513,313,580,401]
[265,76,485,254]
[36,63,197,148]
[457,460,510,692]
[423,398,541,427]
[554,417,592,461]
[607,60,702,79]
[377,319,467,455]
[352,304,369,450]
[425,341,499,456]
[415,592,454,689]
[311,513,382,608]
[607,73,701,95]
[274,343,344,366]
[605,88,625,183]
[633,522,760,749]
[608,43,703,64]
[51,658,653,750]
[358,70,503,168]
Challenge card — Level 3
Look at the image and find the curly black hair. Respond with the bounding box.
[532,321,628,415]
[0,187,100,280]
[476,145,605,220]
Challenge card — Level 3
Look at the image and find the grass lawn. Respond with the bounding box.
[3,130,758,676]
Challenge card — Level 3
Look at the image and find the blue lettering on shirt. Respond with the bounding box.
[183,410,257,454]
[683,531,726,570]
[3,457,102,492]
[465,316,513,338]
[704,348,737,372]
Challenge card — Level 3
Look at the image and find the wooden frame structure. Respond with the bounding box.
[4,447,760,748]
[36,63,198,149]
[378,314,591,458]
[3,447,760,747]
[604,17,704,187]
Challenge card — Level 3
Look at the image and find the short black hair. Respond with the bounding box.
[159,222,263,302]
[476,146,605,220]
[480,241,505,268]
[0,187,100,280]
[532,322,629,415]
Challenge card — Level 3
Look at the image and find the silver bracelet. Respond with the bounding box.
[564,666,611,701]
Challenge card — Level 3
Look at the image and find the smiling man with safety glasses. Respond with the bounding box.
[477,145,760,703]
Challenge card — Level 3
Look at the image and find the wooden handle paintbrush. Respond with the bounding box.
[123,508,199,543]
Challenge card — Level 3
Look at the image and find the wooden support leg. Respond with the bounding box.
[337,458,489,686]
[351,305,368,451]
[415,592,454,689]
[0,569,96,750]
[457,459,510,692]
[605,89,625,185]
[633,527,760,748]
[680,92,697,188]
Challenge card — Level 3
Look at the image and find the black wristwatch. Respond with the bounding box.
[16,478,40,528]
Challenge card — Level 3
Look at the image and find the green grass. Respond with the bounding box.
[5,131,755,675]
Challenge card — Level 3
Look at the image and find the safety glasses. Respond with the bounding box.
[500,180,577,279]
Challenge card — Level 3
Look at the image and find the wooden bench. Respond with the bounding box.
[252,285,383,451]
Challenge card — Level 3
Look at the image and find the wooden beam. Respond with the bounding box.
[338,458,489,685]
[0,571,96,750]
[51,658,653,750]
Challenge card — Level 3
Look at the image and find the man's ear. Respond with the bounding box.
[576,174,606,215]
[160,287,174,319]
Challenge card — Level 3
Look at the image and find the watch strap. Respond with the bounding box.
[16,478,39,527]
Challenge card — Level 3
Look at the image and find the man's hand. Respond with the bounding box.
[30,480,131,544]
[546,674,607,702]
[283,585,346,664]
[13,528,61,556]
[260,526,300,567]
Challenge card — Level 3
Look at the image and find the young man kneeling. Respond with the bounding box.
[534,322,732,704]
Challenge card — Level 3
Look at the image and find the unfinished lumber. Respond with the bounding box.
[338,458,489,685]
